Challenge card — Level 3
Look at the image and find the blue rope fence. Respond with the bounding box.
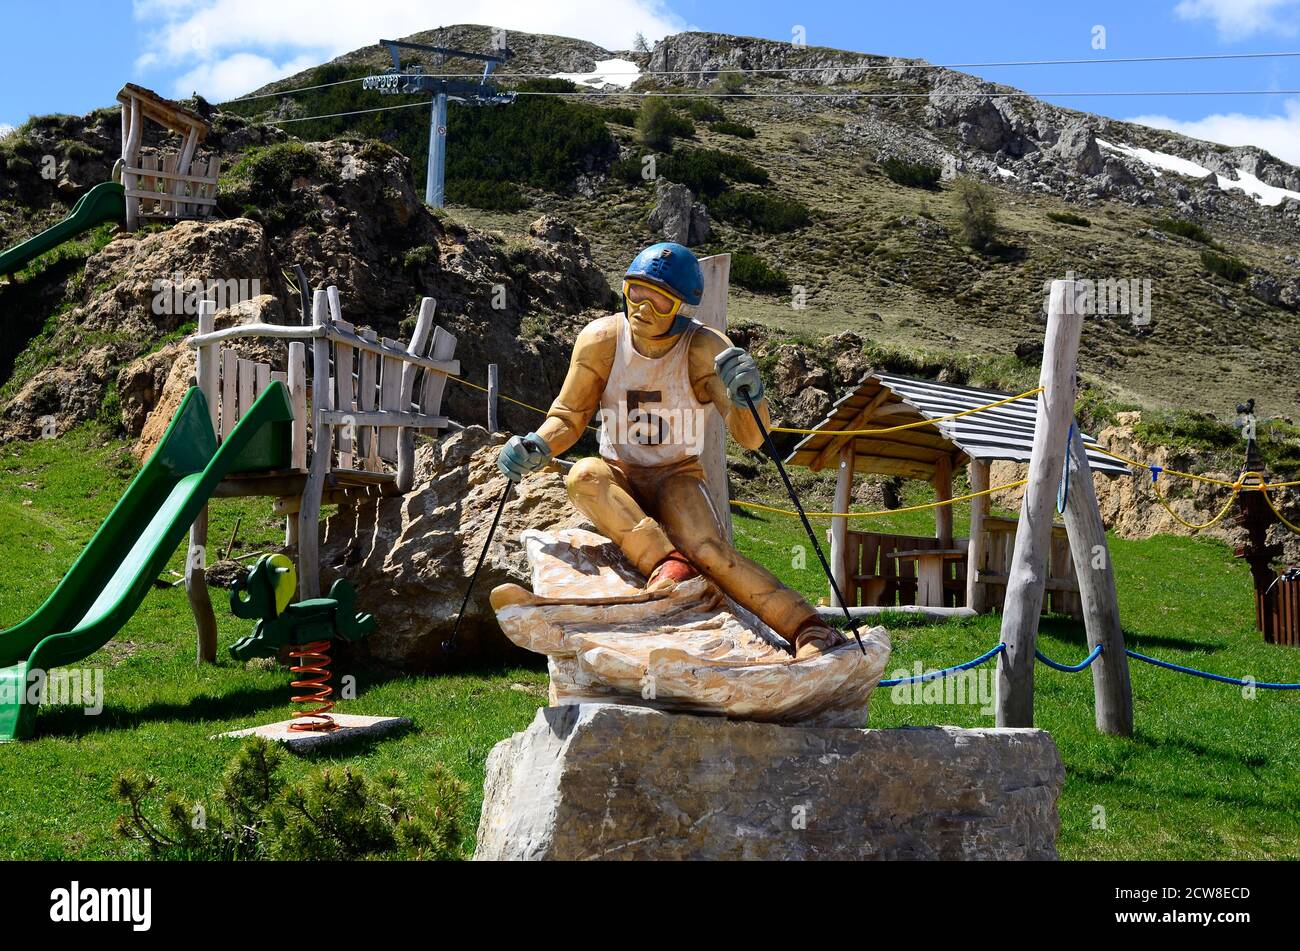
[876,642,1299,692]
[1125,648,1300,690]
[879,643,1005,687]
[1035,644,1103,672]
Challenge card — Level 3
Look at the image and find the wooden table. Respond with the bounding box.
[889,548,966,608]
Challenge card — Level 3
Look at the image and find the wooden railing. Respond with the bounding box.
[123,155,221,220]
[185,286,461,653]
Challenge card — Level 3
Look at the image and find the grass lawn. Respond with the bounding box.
[1,427,1297,859]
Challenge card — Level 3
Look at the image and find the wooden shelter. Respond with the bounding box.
[784,373,1128,616]
[116,83,220,230]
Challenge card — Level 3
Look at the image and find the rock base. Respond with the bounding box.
[475,704,1064,860]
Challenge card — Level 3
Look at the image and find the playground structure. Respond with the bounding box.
[117,83,220,231]
[0,383,294,741]
[229,554,376,731]
[782,373,1129,618]
[184,286,459,661]
[0,278,458,740]
[0,84,215,278]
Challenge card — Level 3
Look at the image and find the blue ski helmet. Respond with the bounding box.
[624,243,705,306]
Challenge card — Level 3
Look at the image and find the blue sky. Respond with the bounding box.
[3,0,1300,162]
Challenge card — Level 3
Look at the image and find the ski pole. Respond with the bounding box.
[742,391,865,654]
[442,476,514,653]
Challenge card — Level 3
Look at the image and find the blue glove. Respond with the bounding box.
[497,432,552,482]
[714,346,765,405]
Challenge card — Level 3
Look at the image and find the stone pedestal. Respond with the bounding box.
[475,704,1064,861]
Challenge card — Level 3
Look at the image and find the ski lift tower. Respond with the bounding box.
[363,39,515,208]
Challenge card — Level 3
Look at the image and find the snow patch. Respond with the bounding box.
[1098,138,1300,207]
[1213,168,1300,208]
[1096,139,1212,179]
[550,58,640,90]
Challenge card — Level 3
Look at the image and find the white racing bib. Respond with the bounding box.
[597,317,711,467]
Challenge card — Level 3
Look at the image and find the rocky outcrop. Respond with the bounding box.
[991,412,1300,564]
[646,179,711,245]
[475,703,1065,860]
[2,134,617,442]
[1051,119,1104,177]
[319,426,589,671]
[924,73,1034,157]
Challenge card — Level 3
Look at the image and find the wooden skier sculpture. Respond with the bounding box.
[496,243,846,659]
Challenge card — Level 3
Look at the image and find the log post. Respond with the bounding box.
[966,459,991,613]
[297,289,333,599]
[696,253,733,542]
[932,454,954,546]
[1062,427,1133,735]
[187,300,218,663]
[996,279,1083,728]
[487,363,500,433]
[830,445,855,608]
[122,96,143,232]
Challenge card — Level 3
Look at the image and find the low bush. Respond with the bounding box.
[1047,210,1091,227]
[710,120,756,139]
[1200,249,1247,283]
[658,147,769,197]
[881,157,942,190]
[602,106,639,126]
[711,190,812,233]
[729,250,790,292]
[446,178,527,211]
[1154,217,1213,244]
[676,98,726,122]
[115,738,467,861]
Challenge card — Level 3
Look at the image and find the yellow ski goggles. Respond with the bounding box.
[623,278,684,320]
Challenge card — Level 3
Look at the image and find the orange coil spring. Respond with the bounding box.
[288,640,337,732]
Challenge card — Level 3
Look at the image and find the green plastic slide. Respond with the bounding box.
[0,382,294,741]
[0,181,125,278]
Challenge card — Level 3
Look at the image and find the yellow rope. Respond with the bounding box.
[730,478,1028,520]
[1093,445,1300,492]
[1150,480,1242,531]
[770,385,1044,436]
[446,374,601,433]
[1261,485,1300,533]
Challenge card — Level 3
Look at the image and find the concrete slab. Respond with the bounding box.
[213,714,412,752]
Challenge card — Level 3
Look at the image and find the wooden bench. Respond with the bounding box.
[975,515,1083,619]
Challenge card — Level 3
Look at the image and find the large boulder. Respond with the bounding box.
[646,179,711,246]
[320,426,589,671]
[1051,119,1104,177]
[476,704,1065,860]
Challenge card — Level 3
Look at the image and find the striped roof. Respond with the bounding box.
[784,372,1130,479]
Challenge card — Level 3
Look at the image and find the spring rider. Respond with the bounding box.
[230,554,374,731]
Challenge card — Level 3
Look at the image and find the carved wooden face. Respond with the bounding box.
[623,279,683,339]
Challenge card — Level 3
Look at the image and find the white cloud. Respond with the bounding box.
[132,0,685,100]
[1127,98,1300,165]
[172,53,322,101]
[1173,0,1300,40]
[0,123,14,137]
